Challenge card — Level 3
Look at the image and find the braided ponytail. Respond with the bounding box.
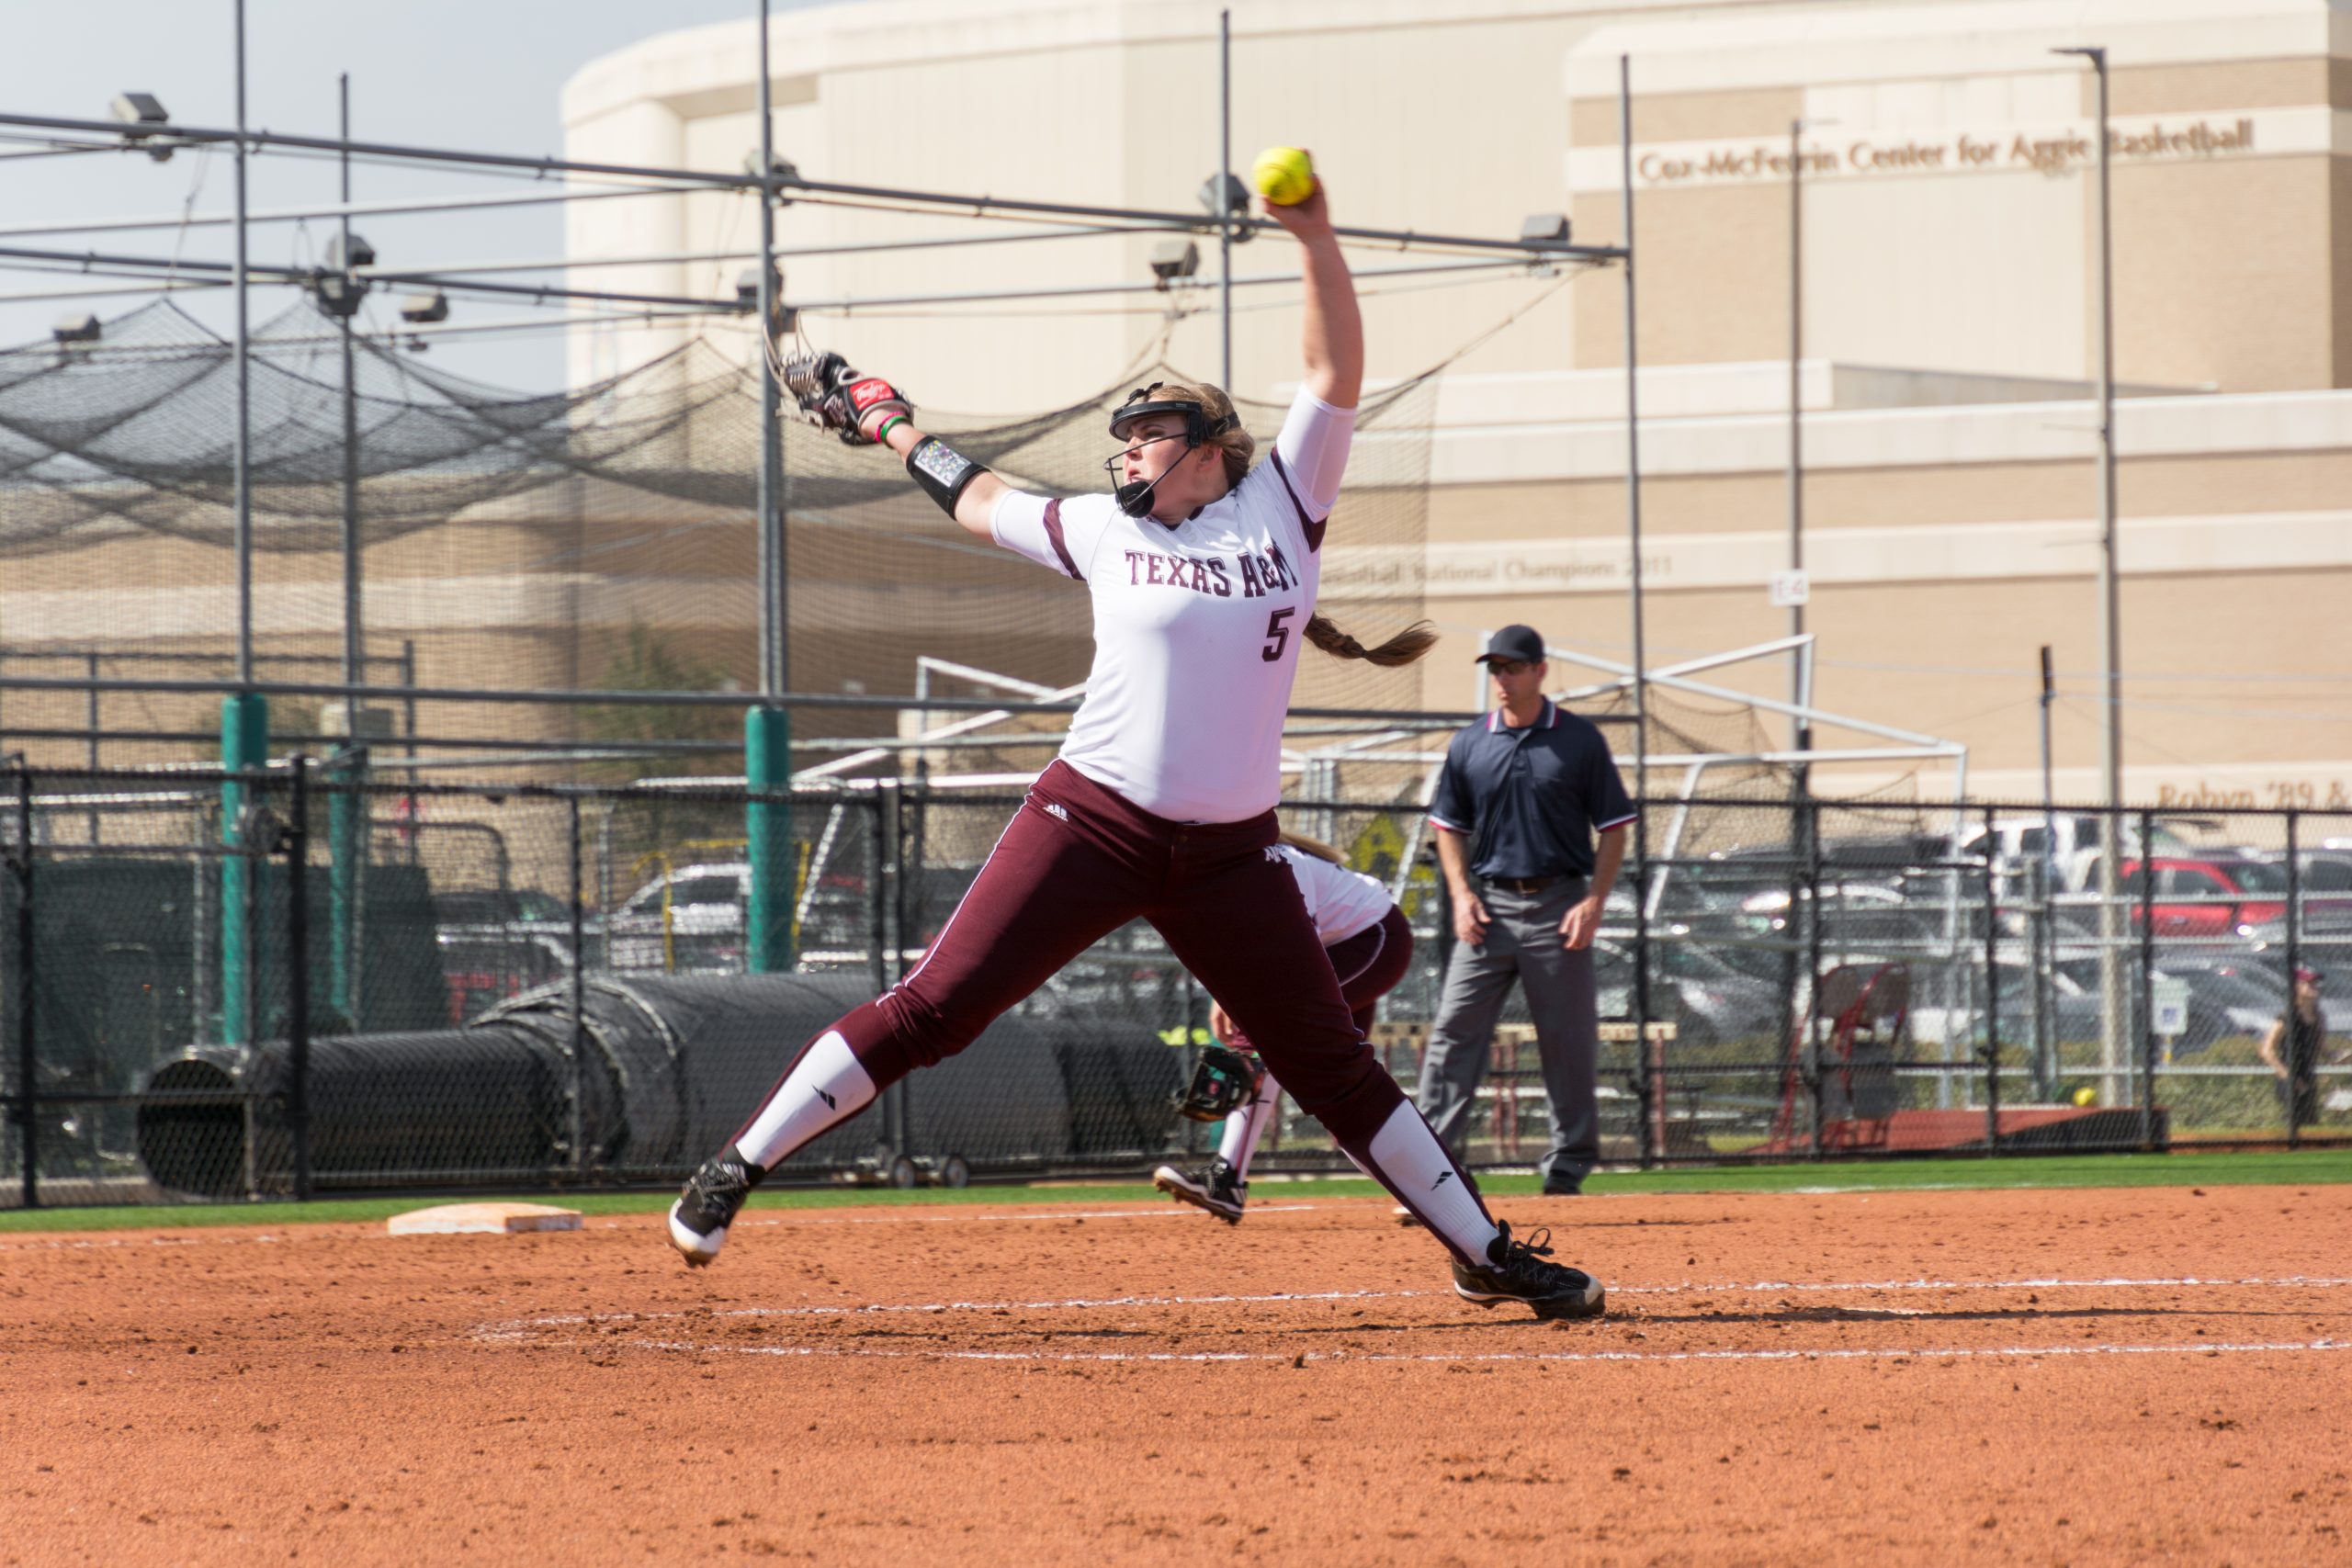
[1303,615,1439,668]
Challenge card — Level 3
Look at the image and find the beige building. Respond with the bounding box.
[552,0,2352,807]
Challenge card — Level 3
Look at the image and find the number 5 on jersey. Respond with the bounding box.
[1261,607,1296,661]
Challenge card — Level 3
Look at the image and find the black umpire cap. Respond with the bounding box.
[1476,625,1547,664]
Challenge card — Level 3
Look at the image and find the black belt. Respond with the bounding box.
[1482,874,1569,895]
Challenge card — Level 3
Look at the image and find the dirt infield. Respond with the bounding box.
[4,1182,2348,1566]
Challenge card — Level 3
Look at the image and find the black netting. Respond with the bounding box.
[0,299,1434,773]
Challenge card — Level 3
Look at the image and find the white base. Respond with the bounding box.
[385,1201,583,1236]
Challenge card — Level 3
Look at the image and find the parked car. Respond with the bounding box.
[432,887,572,928]
[1593,937,1791,1052]
[2115,856,2343,938]
[2295,852,2352,895]
[609,862,749,973]
[1909,956,2276,1055]
[1957,814,2194,895]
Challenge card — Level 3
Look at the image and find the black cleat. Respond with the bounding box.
[668,1148,763,1267]
[1452,1221,1605,1320]
[1153,1156,1247,1224]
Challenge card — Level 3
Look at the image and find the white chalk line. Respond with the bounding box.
[601,1335,2352,1368]
[474,1273,2352,1341]
[720,1203,1324,1229]
[0,1233,288,1253]
[0,1203,1317,1253]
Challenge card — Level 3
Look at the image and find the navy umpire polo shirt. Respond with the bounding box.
[1428,699,1636,881]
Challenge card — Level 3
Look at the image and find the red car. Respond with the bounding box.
[2120,857,2296,936]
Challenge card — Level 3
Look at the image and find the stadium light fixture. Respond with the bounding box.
[51,310,101,344]
[1197,173,1253,243]
[397,288,449,324]
[1148,239,1199,288]
[325,232,376,272]
[109,92,174,162]
[1520,213,1571,249]
[741,150,799,206]
[308,231,376,318]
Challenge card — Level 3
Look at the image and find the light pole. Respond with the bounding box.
[746,0,794,974]
[2055,44,2124,1102]
[1786,118,1832,764]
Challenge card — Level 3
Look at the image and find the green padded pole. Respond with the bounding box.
[745,705,794,973]
[326,752,363,1026]
[220,692,268,1044]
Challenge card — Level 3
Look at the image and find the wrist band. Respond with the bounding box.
[906,434,989,518]
[874,414,909,444]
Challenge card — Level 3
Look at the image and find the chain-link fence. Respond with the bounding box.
[4,764,2346,1208]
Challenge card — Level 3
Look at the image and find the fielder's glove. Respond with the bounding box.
[782,351,912,446]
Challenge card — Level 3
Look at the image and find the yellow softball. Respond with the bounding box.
[1252,146,1316,206]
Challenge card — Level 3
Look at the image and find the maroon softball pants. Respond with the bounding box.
[818,760,1409,1147]
[1224,903,1414,1055]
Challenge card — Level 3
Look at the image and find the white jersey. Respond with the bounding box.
[991,388,1355,823]
[1277,844,1393,947]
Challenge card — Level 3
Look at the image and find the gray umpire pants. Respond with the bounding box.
[1415,876,1598,1184]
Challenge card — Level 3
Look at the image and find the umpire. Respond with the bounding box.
[1418,625,1635,1196]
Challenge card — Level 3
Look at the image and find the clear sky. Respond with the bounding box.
[0,0,854,389]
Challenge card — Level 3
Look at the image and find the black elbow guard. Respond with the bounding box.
[906,435,989,518]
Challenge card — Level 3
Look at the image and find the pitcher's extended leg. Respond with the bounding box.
[673,795,1138,1263]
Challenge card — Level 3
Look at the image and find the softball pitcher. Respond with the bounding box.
[668,175,1604,1321]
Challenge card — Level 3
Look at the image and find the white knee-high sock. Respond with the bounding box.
[1362,1100,1499,1266]
[733,1031,876,1170]
[1216,1074,1281,1179]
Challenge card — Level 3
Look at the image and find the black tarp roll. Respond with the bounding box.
[138,973,1183,1197]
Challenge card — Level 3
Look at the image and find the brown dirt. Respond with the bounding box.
[3,1183,2349,1567]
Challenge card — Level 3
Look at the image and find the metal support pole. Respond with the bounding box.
[287,755,312,1201]
[339,74,362,694]
[232,0,254,685]
[400,639,418,861]
[85,652,100,844]
[1787,118,1808,759]
[1218,8,1233,391]
[1620,58,1646,804]
[2059,45,2127,1107]
[865,794,888,1001]
[884,784,910,1162]
[569,794,587,1176]
[744,1,796,976]
[1981,805,2000,1154]
[2137,807,2156,1152]
[755,0,786,699]
[1806,795,1826,1160]
[328,78,367,1031]
[2284,810,2301,1149]
[2036,645,2058,1100]
[10,772,34,1208]
[1619,57,1654,1167]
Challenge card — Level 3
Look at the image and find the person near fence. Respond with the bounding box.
[1151,830,1414,1223]
[1411,625,1635,1206]
[2258,966,2335,1127]
[666,175,1606,1320]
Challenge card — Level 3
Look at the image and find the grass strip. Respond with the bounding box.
[3,1147,2346,1234]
